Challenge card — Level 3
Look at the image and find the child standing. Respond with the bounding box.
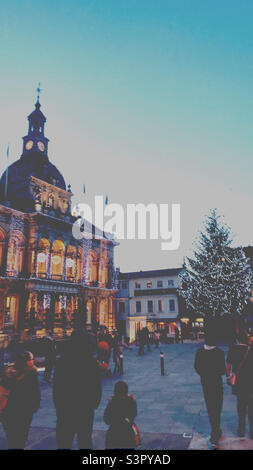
[104,381,139,449]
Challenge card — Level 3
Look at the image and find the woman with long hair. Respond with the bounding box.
[1,351,40,449]
[226,328,253,438]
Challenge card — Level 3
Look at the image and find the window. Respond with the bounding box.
[122,282,127,289]
[66,245,76,281]
[136,301,141,313]
[135,282,141,288]
[157,280,163,288]
[51,239,65,280]
[48,195,54,208]
[168,280,174,287]
[119,302,125,314]
[169,299,175,311]
[37,238,50,278]
[88,250,97,283]
[158,299,164,312]
[148,300,153,313]
[147,281,152,288]
[99,251,109,286]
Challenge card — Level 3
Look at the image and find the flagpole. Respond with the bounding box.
[4,144,9,200]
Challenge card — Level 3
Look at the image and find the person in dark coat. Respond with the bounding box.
[143,327,151,352]
[29,308,36,334]
[43,335,57,383]
[175,326,180,344]
[104,381,138,449]
[53,331,102,449]
[1,351,40,449]
[194,332,226,447]
[226,329,253,438]
[45,308,54,332]
[138,328,146,355]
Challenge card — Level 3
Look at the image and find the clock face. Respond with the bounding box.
[25,140,34,150]
[37,141,45,152]
[66,258,74,268]
[37,252,47,263]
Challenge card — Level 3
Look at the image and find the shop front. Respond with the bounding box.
[127,316,146,343]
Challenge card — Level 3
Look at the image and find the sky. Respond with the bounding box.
[0,0,252,271]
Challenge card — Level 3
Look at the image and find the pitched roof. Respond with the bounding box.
[119,267,182,280]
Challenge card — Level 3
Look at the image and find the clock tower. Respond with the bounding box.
[22,88,49,157]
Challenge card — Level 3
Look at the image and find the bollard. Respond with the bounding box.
[160,351,165,376]
[119,352,124,375]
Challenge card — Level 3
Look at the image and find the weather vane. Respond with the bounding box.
[36,82,42,102]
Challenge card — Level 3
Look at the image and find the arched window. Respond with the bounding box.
[99,251,109,286]
[86,300,92,326]
[4,295,19,329]
[37,238,50,278]
[88,250,97,284]
[48,194,54,208]
[76,246,83,282]
[7,231,25,277]
[51,240,65,280]
[66,245,76,281]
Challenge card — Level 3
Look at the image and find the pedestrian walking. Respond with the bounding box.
[1,351,40,449]
[143,327,151,352]
[154,331,160,348]
[113,339,123,376]
[43,334,56,383]
[45,308,54,333]
[138,328,145,355]
[194,332,226,448]
[97,335,110,364]
[29,308,36,335]
[226,329,253,438]
[53,331,102,449]
[175,326,180,344]
[180,327,184,344]
[104,381,139,449]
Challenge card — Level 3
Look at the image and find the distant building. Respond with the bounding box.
[116,268,182,342]
[0,95,118,338]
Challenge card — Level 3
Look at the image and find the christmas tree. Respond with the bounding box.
[179,209,252,319]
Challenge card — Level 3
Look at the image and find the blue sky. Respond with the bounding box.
[0,0,252,270]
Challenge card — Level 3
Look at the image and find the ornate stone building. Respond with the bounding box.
[0,95,118,337]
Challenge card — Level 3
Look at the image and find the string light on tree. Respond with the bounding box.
[179,209,252,319]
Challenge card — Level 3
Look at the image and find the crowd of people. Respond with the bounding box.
[194,324,253,448]
[1,322,253,450]
[0,328,138,449]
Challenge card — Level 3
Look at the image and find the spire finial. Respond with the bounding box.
[36,82,42,103]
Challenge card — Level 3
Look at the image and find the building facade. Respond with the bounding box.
[116,268,182,342]
[0,96,118,338]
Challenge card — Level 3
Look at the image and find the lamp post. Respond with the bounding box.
[119,352,124,375]
[160,351,165,376]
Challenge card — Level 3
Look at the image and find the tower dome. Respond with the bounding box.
[0,96,66,212]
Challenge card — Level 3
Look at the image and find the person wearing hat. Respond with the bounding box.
[194,331,226,448]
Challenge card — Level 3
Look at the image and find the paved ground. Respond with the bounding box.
[1,341,253,450]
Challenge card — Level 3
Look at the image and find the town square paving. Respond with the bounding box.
[1,340,253,450]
